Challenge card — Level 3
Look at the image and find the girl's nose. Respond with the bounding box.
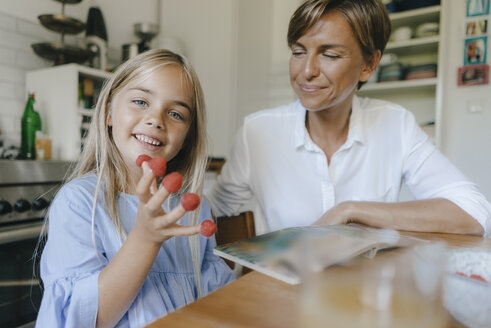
[304,54,320,80]
[144,113,164,129]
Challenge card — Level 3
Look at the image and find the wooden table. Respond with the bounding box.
[147,232,491,328]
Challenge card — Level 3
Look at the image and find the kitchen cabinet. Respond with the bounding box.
[357,3,446,148]
[26,64,112,161]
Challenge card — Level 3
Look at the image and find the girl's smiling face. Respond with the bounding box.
[107,65,193,175]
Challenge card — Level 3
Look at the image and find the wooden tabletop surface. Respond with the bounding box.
[147,232,491,328]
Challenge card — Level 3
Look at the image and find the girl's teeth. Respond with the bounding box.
[136,135,161,146]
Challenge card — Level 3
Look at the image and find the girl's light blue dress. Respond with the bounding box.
[36,175,234,327]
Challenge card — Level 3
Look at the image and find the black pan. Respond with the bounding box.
[38,14,85,34]
[31,42,92,66]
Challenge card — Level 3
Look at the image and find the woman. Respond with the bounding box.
[206,0,490,237]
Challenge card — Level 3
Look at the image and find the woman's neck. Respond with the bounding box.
[305,102,351,164]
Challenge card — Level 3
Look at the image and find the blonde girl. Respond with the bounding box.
[36,49,234,328]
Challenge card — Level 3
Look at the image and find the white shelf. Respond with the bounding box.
[359,78,437,93]
[386,35,440,51]
[390,5,441,21]
[81,122,91,130]
[26,65,111,160]
[77,108,95,117]
[390,5,441,27]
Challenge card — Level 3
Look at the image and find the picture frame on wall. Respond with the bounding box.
[465,19,488,36]
[458,64,489,86]
[464,36,487,65]
[467,0,490,17]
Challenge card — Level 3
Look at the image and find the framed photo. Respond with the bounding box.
[458,64,489,86]
[464,36,487,65]
[467,0,490,17]
[465,19,488,36]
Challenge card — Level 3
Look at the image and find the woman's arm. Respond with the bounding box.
[206,126,253,217]
[314,198,484,235]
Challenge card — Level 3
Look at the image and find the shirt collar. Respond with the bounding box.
[293,95,366,150]
[293,100,308,149]
[347,95,365,145]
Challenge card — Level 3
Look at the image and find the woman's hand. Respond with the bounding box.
[312,201,357,226]
[313,199,484,236]
[131,161,200,246]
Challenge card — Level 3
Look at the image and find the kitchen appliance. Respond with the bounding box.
[135,22,159,53]
[0,160,71,327]
[85,5,108,71]
[121,22,159,63]
[121,42,140,62]
[32,0,92,66]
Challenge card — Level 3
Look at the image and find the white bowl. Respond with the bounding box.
[444,249,491,328]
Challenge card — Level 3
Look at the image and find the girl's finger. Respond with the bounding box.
[136,162,156,201]
[155,204,187,228]
[162,224,201,237]
[146,185,171,213]
[149,180,158,195]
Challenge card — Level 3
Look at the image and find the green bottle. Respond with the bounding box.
[20,93,42,160]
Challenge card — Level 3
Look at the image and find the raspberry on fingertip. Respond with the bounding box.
[180,193,200,211]
[162,172,183,193]
[200,219,217,237]
[136,154,152,167]
[148,157,167,177]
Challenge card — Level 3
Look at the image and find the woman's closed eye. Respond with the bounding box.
[322,52,341,59]
[291,50,306,57]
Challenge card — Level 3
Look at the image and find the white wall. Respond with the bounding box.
[159,0,237,158]
[441,1,491,199]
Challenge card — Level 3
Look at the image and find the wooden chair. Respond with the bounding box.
[215,211,255,277]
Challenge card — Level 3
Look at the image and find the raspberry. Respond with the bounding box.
[148,157,167,177]
[180,193,200,211]
[136,154,152,167]
[162,172,182,193]
[200,219,217,237]
[469,274,488,283]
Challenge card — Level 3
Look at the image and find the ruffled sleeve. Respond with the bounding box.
[36,180,108,328]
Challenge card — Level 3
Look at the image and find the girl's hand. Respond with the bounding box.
[132,161,200,246]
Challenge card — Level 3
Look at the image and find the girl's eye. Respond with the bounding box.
[169,110,184,121]
[132,99,148,107]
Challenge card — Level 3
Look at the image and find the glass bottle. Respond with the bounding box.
[20,93,42,160]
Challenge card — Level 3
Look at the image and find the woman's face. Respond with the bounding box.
[289,11,374,113]
[108,65,193,174]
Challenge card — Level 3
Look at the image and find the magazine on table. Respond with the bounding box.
[213,223,425,284]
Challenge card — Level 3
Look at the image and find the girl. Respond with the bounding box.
[36,49,234,328]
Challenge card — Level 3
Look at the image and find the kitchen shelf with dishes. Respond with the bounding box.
[26,64,112,160]
[357,3,444,147]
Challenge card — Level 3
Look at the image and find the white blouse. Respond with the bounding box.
[206,96,491,237]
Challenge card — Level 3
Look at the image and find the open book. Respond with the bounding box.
[213,224,424,284]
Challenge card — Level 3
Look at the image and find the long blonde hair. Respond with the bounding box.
[68,49,208,296]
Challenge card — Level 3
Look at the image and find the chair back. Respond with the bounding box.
[215,211,255,274]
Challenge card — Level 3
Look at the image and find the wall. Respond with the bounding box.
[159,0,237,158]
[441,1,491,199]
[0,0,158,148]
